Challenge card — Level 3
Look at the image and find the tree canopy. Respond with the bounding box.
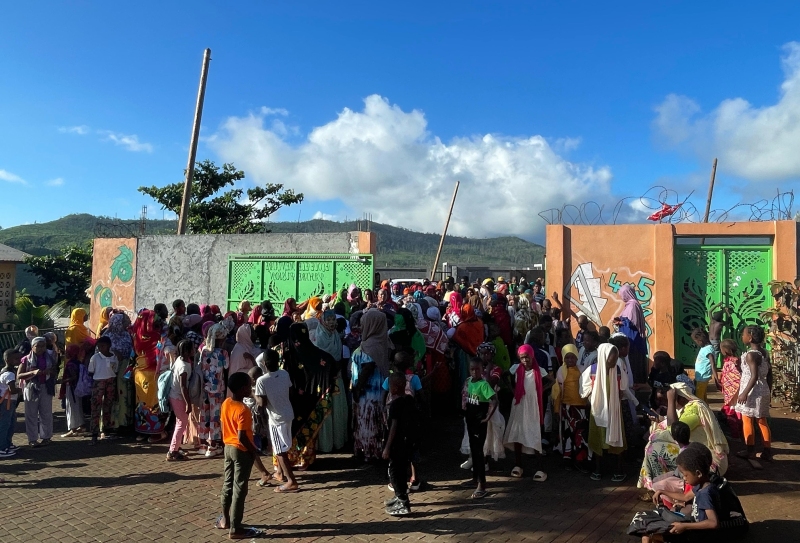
[139,160,304,234]
[24,242,93,306]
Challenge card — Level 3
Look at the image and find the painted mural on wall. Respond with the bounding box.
[88,238,137,333]
[565,261,655,351]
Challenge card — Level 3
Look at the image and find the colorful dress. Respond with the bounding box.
[554,365,590,469]
[199,348,228,442]
[351,347,385,461]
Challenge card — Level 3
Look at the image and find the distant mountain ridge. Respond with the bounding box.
[0,213,544,296]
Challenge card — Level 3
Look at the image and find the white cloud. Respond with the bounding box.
[654,42,800,181]
[260,107,289,116]
[59,125,90,135]
[101,131,154,153]
[46,177,65,187]
[312,211,337,221]
[0,169,26,184]
[210,95,612,239]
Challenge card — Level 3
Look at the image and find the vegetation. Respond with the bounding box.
[138,160,304,234]
[7,290,69,330]
[762,280,800,412]
[23,242,94,306]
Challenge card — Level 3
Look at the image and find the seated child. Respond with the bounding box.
[648,351,677,410]
[651,421,691,506]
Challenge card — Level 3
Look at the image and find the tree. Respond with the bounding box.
[8,290,69,329]
[139,160,304,234]
[24,242,93,306]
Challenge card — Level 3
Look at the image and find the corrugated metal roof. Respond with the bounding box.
[0,243,28,262]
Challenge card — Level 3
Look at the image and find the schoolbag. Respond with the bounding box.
[711,473,749,532]
[157,369,173,414]
[74,364,93,397]
[187,361,204,406]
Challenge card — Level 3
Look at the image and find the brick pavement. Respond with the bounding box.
[1,397,798,543]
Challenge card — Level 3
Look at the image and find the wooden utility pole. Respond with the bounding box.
[177,48,212,235]
[430,181,460,281]
[703,158,718,223]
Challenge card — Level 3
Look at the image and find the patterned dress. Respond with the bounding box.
[199,348,228,442]
[735,350,771,419]
[350,348,385,462]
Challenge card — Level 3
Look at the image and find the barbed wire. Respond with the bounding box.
[539,186,794,225]
[94,219,143,239]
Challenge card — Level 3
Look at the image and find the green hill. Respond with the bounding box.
[0,214,544,296]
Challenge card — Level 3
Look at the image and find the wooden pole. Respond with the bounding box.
[430,181,460,281]
[703,158,718,223]
[177,48,212,235]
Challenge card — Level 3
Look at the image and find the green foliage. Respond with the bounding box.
[761,280,800,412]
[138,160,304,234]
[8,290,69,329]
[24,242,93,306]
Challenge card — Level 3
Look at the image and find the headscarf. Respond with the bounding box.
[347,284,359,302]
[202,322,228,355]
[96,307,113,337]
[515,345,544,424]
[590,344,625,448]
[132,308,158,368]
[25,325,39,340]
[230,324,258,375]
[491,293,513,346]
[477,342,496,358]
[406,303,425,327]
[183,314,203,330]
[274,316,293,343]
[304,296,323,320]
[247,305,262,325]
[359,310,391,377]
[619,284,646,334]
[313,309,342,361]
[390,308,426,363]
[561,343,579,361]
[426,306,441,321]
[201,321,214,338]
[671,382,730,459]
[452,304,484,356]
[283,298,298,317]
[105,313,133,358]
[24,337,49,384]
[65,308,91,346]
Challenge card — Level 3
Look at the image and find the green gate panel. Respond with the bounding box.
[674,246,771,367]
[228,254,373,310]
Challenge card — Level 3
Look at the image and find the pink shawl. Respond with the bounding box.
[619,284,646,334]
[515,345,544,424]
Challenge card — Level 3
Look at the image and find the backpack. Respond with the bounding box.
[74,364,93,397]
[187,362,204,406]
[157,369,173,414]
[711,473,749,532]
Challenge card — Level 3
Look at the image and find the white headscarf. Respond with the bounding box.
[590,343,627,448]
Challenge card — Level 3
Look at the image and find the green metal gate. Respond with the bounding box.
[674,245,771,367]
[227,254,374,311]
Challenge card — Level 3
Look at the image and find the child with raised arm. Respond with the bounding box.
[216,372,270,539]
[383,372,417,516]
[463,358,498,499]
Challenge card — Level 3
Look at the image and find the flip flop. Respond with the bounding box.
[590,472,601,481]
[612,473,627,483]
[256,474,274,487]
[510,466,523,478]
[274,483,299,493]
[533,471,547,482]
[471,489,488,499]
[228,527,263,539]
[214,515,227,530]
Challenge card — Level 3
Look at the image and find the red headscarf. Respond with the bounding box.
[447,292,463,319]
[283,298,297,317]
[492,293,513,347]
[515,345,544,424]
[452,303,484,356]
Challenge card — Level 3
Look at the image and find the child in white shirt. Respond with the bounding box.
[88,337,118,445]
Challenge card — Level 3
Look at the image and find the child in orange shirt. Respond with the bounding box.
[215,372,270,540]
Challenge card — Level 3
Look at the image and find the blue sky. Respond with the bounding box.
[2,2,799,242]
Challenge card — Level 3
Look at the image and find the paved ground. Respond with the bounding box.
[1,393,799,543]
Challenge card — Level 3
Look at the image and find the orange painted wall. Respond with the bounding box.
[88,238,138,333]
[546,221,798,359]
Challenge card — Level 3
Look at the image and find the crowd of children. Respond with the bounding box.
[0,276,774,539]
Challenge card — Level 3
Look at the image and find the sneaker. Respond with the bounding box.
[8,444,18,452]
[61,430,77,438]
[387,482,394,491]
[205,446,221,458]
[460,458,473,470]
[386,501,411,516]
[384,496,399,507]
[0,448,16,458]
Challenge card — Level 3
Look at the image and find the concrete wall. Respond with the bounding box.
[133,232,374,310]
[546,220,798,360]
[88,238,138,333]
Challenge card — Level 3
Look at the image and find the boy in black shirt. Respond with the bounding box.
[383,373,417,516]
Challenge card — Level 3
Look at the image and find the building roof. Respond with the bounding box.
[0,243,28,263]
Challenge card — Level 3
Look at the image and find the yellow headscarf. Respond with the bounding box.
[96,306,112,338]
[65,308,91,346]
[303,296,322,321]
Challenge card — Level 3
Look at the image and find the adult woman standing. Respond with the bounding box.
[315,310,348,453]
[229,324,258,379]
[351,310,391,462]
[282,322,336,469]
[389,308,426,373]
[132,308,168,443]
[65,308,91,347]
[199,322,230,457]
[96,306,113,338]
[615,284,648,383]
[17,337,56,446]
[106,312,134,431]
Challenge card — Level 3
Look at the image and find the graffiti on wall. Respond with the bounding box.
[88,239,137,333]
[565,262,655,351]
